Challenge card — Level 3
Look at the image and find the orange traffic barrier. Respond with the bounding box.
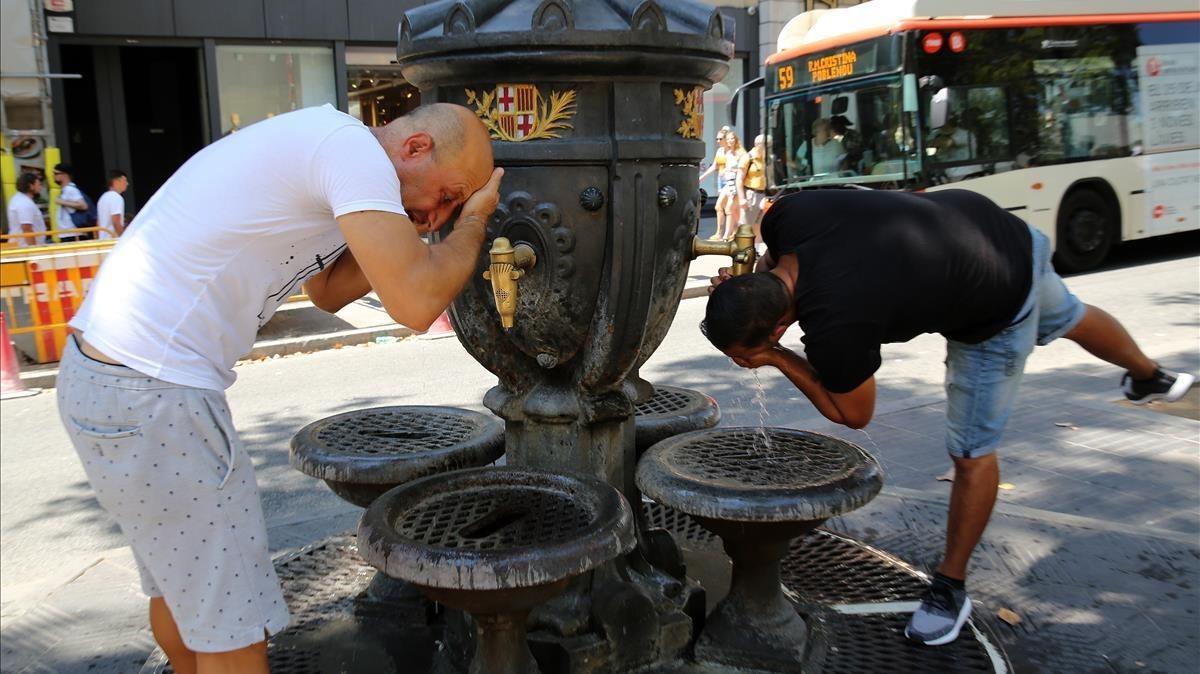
[1,240,114,363]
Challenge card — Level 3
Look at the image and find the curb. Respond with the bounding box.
[18,323,417,391]
[17,288,710,391]
[243,323,416,360]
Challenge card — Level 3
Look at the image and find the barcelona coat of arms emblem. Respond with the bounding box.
[465,83,577,142]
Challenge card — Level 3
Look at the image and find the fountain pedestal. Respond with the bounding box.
[637,427,883,671]
[289,406,504,614]
[359,467,635,674]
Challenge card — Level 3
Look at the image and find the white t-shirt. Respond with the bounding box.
[71,105,407,390]
[796,138,846,175]
[6,192,46,247]
[96,190,124,240]
[57,183,85,237]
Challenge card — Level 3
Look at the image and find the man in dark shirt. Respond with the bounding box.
[703,189,1194,646]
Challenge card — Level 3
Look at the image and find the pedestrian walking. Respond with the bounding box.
[51,163,92,242]
[5,172,46,247]
[95,169,129,239]
[703,188,1194,647]
[56,103,502,673]
[741,134,768,245]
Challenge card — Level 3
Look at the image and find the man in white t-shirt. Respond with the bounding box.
[5,172,46,247]
[95,169,128,239]
[52,163,89,242]
[57,103,501,673]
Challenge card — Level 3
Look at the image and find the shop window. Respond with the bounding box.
[348,69,419,126]
[215,45,336,135]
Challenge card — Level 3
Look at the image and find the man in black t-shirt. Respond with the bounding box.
[703,189,1194,647]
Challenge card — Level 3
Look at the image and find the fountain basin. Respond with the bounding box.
[634,385,720,456]
[290,405,504,507]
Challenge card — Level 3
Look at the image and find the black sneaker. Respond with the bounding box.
[905,576,972,646]
[1122,368,1195,405]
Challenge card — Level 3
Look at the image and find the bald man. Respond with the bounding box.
[57,103,500,673]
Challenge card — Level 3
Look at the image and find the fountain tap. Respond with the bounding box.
[691,222,758,276]
[482,237,537,329]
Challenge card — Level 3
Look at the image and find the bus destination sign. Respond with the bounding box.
[770,37,899,95]
[808,50,858,83]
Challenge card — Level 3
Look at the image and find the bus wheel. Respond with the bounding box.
[1055,189,1115,273]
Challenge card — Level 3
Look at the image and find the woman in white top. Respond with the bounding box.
[717,131,749,241]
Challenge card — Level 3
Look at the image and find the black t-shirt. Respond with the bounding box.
[762,189,1033,393]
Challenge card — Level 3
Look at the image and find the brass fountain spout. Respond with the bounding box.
[483,237,537,329]
[691,222,757,276]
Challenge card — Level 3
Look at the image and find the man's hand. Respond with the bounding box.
[729,344,788,370]
[459,168,504,228]
[708,267,733,294]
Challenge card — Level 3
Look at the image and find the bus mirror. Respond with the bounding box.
[728,76,765,126]
[832,96,849,115]
[903,74,919,112]
[929,88,949,128]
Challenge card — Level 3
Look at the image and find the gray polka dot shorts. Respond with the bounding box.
[56,336,290,652]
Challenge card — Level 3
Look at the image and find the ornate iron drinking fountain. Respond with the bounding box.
[141,1,1010,672]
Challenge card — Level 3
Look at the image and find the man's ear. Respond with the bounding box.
[769,321,789,343]
[401,132,434,160]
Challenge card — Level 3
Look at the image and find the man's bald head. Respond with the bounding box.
[380,103,491,173]
[375,103,496,231]
[410,104,488,163]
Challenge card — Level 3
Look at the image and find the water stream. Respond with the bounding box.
[751,370,774,453]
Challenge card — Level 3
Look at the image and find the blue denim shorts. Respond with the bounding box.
[943,225,1086,458]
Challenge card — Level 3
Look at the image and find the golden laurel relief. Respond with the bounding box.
[465,84,578,142]
[673,86,704,140]
[676,86,700,139]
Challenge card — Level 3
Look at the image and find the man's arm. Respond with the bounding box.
[303,248,370,313]
[334,210,488,330]
[57,185,85,210]
[765,346,876,428]
[109,213,124,237]
[315,168,503,330]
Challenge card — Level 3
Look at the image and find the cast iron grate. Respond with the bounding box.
[663,428,864,488]
[311,409,481,456]
[635,387,696,417]
[157,537,373,674]
[274,538,373,633]
[819,612,997,673]
[781,531,930,604]
[395,487,595,551]
[642,500,719,548]
[150,530,1003,673]
[644,501,929,604]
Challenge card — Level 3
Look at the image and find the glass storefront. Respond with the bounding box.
[347,68,418,126]
[345,46,420,128]
[214,45,336,134]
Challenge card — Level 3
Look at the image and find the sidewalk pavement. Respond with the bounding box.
[5,376,1195,673]
[14,238,730,391]
[3,228,1195,673]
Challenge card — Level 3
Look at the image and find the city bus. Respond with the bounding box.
[758,0,1199,271]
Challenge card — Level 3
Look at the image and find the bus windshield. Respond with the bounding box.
[768,75,917,190]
